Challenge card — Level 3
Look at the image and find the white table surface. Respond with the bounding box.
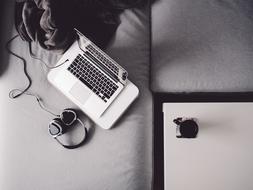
[163,102,253,190]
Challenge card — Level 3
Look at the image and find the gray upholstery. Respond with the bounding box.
[152,0,253,92]
[0,1,152,190]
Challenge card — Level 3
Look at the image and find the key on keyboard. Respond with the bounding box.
[67,54,119,102]
[86,45,120,76]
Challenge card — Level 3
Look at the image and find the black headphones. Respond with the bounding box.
[48,109,88,149]
[6,32,88,149]
[8,89,88,149]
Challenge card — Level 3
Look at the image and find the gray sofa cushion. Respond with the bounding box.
[152,0,253,92]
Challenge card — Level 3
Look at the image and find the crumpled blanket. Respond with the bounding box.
[15,0,145,52]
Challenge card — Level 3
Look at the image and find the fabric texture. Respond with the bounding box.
[152,0,253,92]
[15,0,119,52]
[14,0,147,52]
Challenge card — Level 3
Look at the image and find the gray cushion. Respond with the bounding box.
[152,0,253,92]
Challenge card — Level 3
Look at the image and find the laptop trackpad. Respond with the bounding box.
[69,82,91,105]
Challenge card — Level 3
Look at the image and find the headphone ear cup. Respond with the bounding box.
[60,109,77,125]
[63,108,76,113]
[63,108,75,112]
[49,118,67,137]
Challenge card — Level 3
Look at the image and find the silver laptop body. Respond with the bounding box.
[48,30,139,129]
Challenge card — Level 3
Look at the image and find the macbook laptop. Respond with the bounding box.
[47,29,139,129]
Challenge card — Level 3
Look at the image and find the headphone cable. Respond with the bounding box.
[6,35,32,99]
[6,35,68,117]
[9,89,59,117]
[28,42,69,69]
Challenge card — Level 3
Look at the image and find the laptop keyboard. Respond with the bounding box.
[86,45,120,76]
[67,54,119,102]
